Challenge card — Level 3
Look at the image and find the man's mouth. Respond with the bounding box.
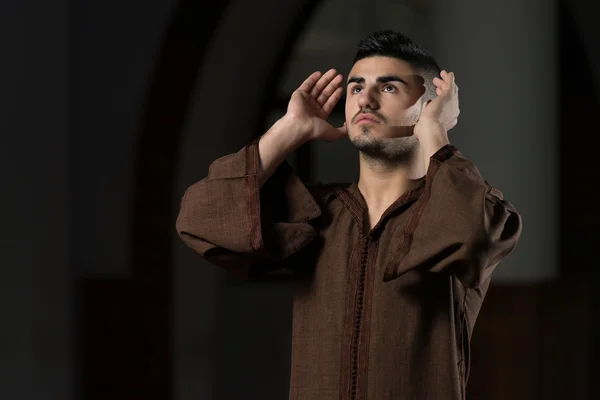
[355,115,381,124]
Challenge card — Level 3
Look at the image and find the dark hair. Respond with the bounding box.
[353,30,441,101]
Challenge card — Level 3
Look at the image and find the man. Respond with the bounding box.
[176,30,522,400]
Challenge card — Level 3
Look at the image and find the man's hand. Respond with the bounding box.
[285,69,347,142]
[414,70,459,160]
[258,69,346,187]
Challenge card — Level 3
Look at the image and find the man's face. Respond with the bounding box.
[345,56,426,159]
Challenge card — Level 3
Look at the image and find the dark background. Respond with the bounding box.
[1,0,598,399]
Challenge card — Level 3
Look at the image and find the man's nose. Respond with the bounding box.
[357,89,379,110]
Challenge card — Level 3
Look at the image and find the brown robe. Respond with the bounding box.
[176,141,522,400]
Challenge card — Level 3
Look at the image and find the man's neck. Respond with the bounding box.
[357,149,426,231]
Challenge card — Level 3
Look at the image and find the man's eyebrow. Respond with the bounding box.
[347,76,364,84]
[377,75,408,85]
[346,75,408,85]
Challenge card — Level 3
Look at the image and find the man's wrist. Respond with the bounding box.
[281,114,314,145]
[416,121,450,159]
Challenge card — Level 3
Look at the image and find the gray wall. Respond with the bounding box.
[430,0,559,282]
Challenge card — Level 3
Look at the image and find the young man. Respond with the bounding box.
[176,30,522,400]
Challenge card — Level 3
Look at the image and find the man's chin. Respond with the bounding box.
[349,125,415,141]
[350,135,419,160]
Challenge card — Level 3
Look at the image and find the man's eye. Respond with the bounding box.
[383,85,396,92]
[351,86,362,94]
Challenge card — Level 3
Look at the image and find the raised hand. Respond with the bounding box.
[286,69,347,142]
[415,70,460,137]
[413,70,459,162]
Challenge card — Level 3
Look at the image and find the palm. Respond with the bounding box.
[286,70,347,141]
[288,91,327,121]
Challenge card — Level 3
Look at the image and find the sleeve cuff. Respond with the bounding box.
[430,144,458,162]
[207,139,261,180]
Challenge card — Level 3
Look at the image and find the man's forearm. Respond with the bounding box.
[417,122,450,172]
[257,116,310,188]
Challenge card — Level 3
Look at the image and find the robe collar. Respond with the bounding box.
[333,179,427,282]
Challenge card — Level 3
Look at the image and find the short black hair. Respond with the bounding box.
[353,30,441,101]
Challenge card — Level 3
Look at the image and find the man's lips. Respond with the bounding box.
[355,115,381,124]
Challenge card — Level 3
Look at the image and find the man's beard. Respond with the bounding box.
[350,125,419,163]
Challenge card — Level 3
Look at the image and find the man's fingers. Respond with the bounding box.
[434,75,449,91]
[448,72,456,89]
[433,77,444,88]
[298,71,323,93]
[322,86,344,115]
[310,69,338,98]
[439,70,446,88]
[445,71,457,90]
[451,73,459,92]
[316,74,343,106]
[434,71,458,94]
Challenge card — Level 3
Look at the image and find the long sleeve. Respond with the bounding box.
[175,141,322,279]
[384,145,522,289]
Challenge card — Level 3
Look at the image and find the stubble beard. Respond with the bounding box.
[350,124,419,166]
